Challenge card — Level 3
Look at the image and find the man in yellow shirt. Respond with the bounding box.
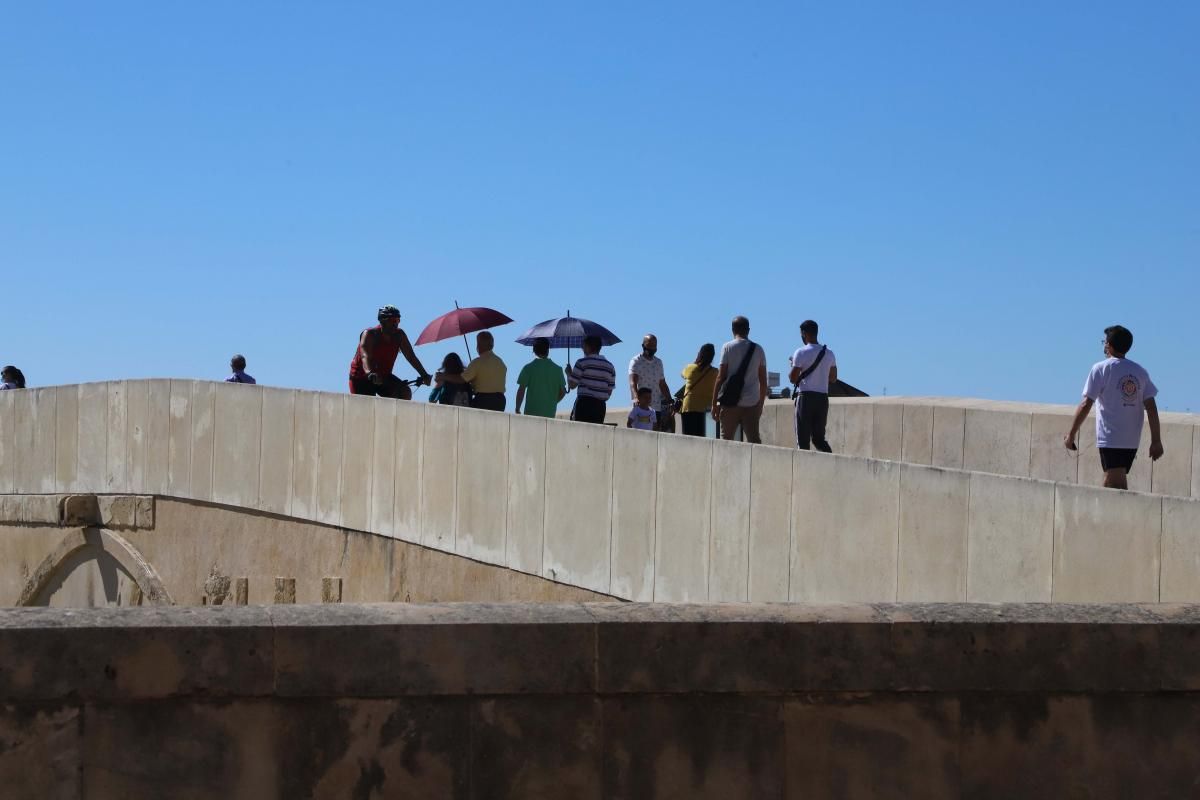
[441,331,508,411]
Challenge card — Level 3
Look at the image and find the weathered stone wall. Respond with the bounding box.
[2,602,1199,798]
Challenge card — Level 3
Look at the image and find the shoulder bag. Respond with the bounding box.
[717,342,758,408]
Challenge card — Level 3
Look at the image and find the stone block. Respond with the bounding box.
[1161,497,1200,602]
[609,427,658,601]
[188,381,216,502]
[655,435,713,601]
[166,379,192,497]
[126,380,149,492]
[506,414,547,576]
[872,402,903,461]
[0,704,81,799]
[54,384,78,492]
[368,398,397,536]
[257,387,295,515]
[1053,483,1161,602]
[314,393,344,527]
[143,379,171,495]
[842,402,873,457]
[604,695,783,799]
[1030,411,1078,484]
[135,495,154,528]
[274,577,296,604]
[321,577,343,603]
[0,390,14,493]
[106,381,129,492]
[212,381,263,509]
[98,495,138,529]
[454,408,510,564]
[1,494,60,524]
[709,438,750,601]
[392,400,425,541]
[290,390,320,520]
[543,421,613,593]
[748,444,793,601]
[785,695,959,799]
[931,404,965,469]
[1152,422,1194,498]
[472,697,602,800]
[771,400,794,449]
[966,472,1054,602]
[898,464,969,601]
[420,404,458,551]
[901,404,934,465]
[77,382,108,493]
[15,388,55,494]
[1194,426,1200,499]
[61,494,102,526]
[825,400,845,452]
[339,394,375,532]
[963,408,1031,477]
[791,453,899,601]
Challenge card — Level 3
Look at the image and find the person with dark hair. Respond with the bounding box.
[349,305,432,399]
[789,320,837,452]
[566,335,616,424]
[439,331,507,411]
[1064,325,1163,490]
[628,387,657,430]
[712,316,767,443]
[677,343,717,437]
[430,352,472,407]
[515,337,566,417]
[628,334,674,432]
[225,354,257,385]
[0,366,26,390]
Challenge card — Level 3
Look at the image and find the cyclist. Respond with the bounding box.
[348,305,432,399]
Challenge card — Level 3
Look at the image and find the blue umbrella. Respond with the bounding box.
[515,312,621,349]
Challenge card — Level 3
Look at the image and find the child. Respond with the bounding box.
[627,387,657,431]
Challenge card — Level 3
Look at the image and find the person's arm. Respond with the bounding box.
[360,329,380,382]
[565,362,578,390]
[658,377,671,404]
[1064,397,1094,450]
[756,358,768,407]
[788,364,801,384]
[628,370,639,403]
[514,385,526,414]
[829,364,838,385]
[397,330,431,385]
[1145,397,1164,460]
[626,411,634,428]
[711,363,728,420]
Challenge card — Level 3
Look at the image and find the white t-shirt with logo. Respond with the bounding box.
[1083,357,1157,449]
[628,355,666,407]
[790,343,837,393]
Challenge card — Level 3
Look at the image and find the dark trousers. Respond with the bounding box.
[572,395,607,424]
[471,392,506,412]
[348,374,412,400]
[680,411,707,437]
[795,391,832,452]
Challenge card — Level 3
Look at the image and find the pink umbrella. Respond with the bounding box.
[415,302,513,359]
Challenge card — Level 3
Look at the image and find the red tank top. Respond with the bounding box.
[349,326,402,379]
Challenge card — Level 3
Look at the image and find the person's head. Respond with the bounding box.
[533,337,550,358]
[694,343,716,369]
[1,366,24,388]
[1104,325,1133,357]
[583,335,602,355]
[641,334,658,358]
[377,305,401,331]
[636,386,652,408]
[441,352,465,374]
[230,354,247,372]
[799,319,819,344]
[476,331,494,353]
[731,316,750,338]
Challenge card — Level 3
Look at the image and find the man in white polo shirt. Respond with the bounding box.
[788,319,837,452]
[1064,324,1164,490]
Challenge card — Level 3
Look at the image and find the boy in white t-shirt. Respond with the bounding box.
[628,387,658,431]
[1064,325,1163,490]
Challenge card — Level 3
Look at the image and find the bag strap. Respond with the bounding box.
[678,365,713,400]
[733,342,757,382]
[792,345,827,392]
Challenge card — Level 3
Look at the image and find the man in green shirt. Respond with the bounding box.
[514,337,567,417]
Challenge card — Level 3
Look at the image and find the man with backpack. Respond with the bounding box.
[789,319,838,452]
[711,316,768,443]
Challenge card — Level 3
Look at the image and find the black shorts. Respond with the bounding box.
[1098,447,1137,473]
[348,374,411,400]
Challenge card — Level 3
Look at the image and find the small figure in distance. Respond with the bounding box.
[628,387,657,430]
[438,331,508,411]
[566,335,617,424]
[429,353,472,407]
[677,343,718,437]
[225,354,257,385]
[349,305,432,400]
[515,337,566,417]
[789,320,837,452]
[628,334,674,432]
[1064,324,1163,490]
[0,365,26,390]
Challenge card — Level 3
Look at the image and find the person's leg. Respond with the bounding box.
[719,407,742,440]
[349,376,380,396]
[794,396,811,450]
[1103,468,1129,490]
[379,374,412,400]
[741,406,762,444]
[810,393,832,453]
[681,411,704,437]
[576,396,604,423]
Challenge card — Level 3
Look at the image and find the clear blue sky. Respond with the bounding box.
[3,2,1197,410]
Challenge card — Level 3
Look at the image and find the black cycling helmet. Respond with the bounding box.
[377,305,401,321]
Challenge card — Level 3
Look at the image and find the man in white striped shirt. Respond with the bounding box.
[565,335,616,424]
